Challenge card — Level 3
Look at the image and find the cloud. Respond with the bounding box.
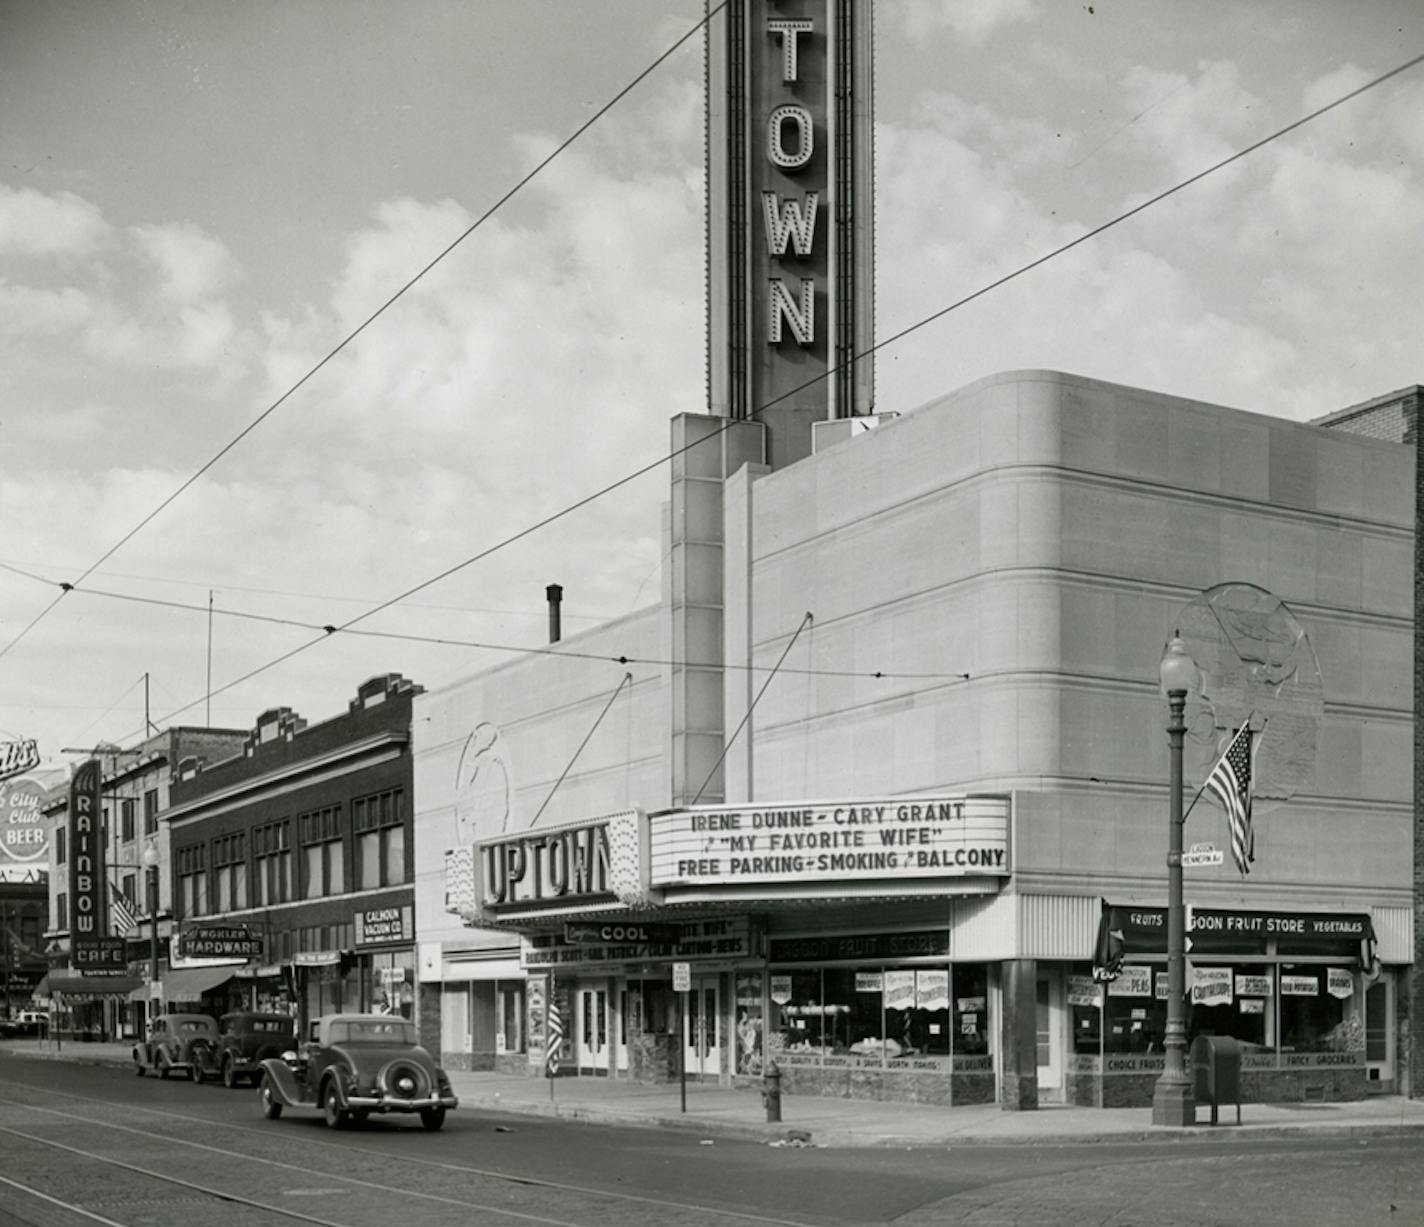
[130,221,241,303]
[0,184,109,256]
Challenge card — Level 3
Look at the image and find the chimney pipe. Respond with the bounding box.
[546,584,563,644]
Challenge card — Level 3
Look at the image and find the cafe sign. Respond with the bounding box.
[67,760,105,940]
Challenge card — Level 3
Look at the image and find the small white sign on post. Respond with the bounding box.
[673,961,691,992]
[1182,849,1225,867]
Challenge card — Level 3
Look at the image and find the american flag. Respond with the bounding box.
[110,888,139,937]
[1205,726,1255,876]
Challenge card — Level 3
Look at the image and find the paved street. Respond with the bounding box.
[3,1050,1422,1226]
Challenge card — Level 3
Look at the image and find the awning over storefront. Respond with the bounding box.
[1091,900,1378,982]
[42,972,144,997]
[162,966,237,1000]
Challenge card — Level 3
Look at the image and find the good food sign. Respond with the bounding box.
[650,796,1010,888]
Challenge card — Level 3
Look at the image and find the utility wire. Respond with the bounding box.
[692,612,814,805]
[528,672,634,829]
[45,48,1424,748]
[27,575,969,688]
[0,3,724,668]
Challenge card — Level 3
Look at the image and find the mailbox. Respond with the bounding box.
[1191,1034,1242,1125]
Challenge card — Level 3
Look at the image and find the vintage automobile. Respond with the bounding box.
[258,1013,456,1130]
[133,1013,219,1079]
[189,1011,297,1087]
[0,1010,47,1038]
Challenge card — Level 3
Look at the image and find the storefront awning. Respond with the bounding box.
[162,966,237,1000]
[1091,900,1378,982]
[43,972,144,997]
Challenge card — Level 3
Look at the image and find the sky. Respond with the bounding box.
[1,0,1419,769]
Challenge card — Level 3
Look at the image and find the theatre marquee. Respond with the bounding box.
[650,796,1010,889]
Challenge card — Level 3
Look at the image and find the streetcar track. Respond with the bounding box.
[0,1088,821,1227]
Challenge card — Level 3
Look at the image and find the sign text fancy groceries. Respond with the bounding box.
[650,797,1009,886]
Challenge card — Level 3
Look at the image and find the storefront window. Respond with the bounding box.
[1279,967,1352,1051]
[769,964,986,1065]
[952,965,988,1056]
[1096,961,1359,1054]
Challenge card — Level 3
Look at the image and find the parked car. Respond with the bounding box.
[0,1010,47,1038]
[257,1013,457,1130]
[132,1013,218,1079]
[190,1011,296,1087]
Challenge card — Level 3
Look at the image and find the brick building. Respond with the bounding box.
[161,674,422,1029]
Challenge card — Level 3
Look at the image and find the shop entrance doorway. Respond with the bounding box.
[575,984,610,1074]
[1036,971,1063,1100]
[1364,974,1395,1091]
[682,976,722,1079]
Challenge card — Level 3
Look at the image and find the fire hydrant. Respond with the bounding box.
[762,1060,782,1123]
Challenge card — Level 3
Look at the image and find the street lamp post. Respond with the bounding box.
[143,844,160,1020]
[1152,634,1197,1127]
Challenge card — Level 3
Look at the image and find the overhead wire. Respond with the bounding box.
[13,574,970,683]
[0,2,726,668]
[27,46,1424,748]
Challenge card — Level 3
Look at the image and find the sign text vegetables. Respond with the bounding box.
[650,797,1009,887]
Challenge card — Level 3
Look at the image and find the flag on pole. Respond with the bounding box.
[546,991,563,1077]
[1204,726,1256,876]
[110,887,139,937]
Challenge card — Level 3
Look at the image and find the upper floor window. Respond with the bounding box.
[299,805,343,900]
[120,798,136,842]
[54,827,66,864]
[143,789,158,835]
[353,789,405,890]
[253,820,292,908]
[212,832,247,913]
[175,844,208,918]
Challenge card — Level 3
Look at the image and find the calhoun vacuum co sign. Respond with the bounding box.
[650,796,1011,888]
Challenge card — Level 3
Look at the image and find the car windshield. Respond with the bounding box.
[330,1019,416,1045]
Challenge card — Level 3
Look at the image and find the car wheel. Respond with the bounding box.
[134,1059,146,1077]
[322,1081,349,1129]
[189,1060,204,1084]
[222,1057,237,1089]
[259,1074,283,1120]
[158,1053,170,1080]
[419,1106,446,1132]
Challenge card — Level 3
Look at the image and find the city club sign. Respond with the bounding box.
[0,776,47,872]
[650,796,1011,889]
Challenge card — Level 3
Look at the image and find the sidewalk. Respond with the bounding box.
[7,1037,1424,1148]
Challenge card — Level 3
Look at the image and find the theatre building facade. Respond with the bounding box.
[413,370,1413,1108]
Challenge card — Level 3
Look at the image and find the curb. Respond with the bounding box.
[454,1095,1424,1149]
